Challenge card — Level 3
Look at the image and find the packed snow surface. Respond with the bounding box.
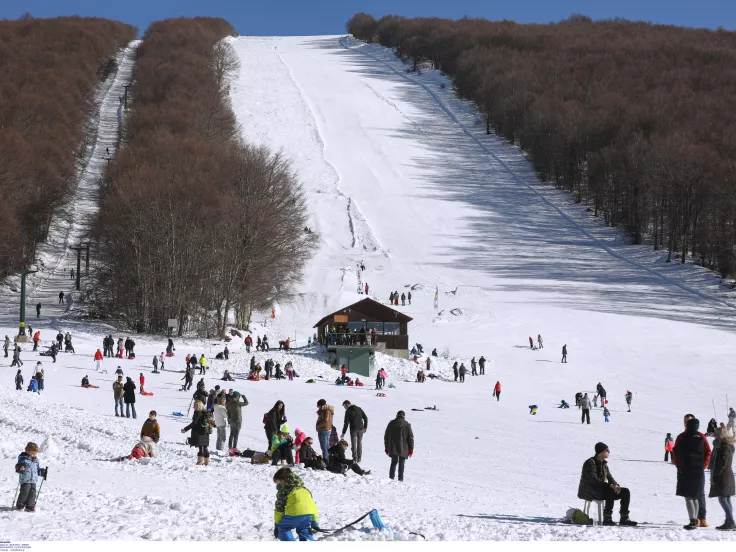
[1,36,736,541]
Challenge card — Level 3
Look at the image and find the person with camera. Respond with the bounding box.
[181,400,213,466]
[270,423,295,466]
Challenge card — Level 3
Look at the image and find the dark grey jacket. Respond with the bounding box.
[342,405,368,434]
[709,442,735,498]
[384,416,414,458]
[577,456,618,501]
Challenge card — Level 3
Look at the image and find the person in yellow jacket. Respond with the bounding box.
[198,354,207,375]
[273,467,320,541]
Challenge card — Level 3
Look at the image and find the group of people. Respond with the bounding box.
[388,290,411,306]
[451,356,487,382]
[324,326,377,347]
[101,335,136,359]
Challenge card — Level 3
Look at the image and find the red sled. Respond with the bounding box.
[166,352,175,357]
[376,393,386,397]
[141,391,154,396]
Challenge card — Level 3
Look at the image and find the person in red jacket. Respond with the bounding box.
[673,413,712,528]
[32,331,41,352]
[139,373,145,394]
[493,381,502,401]
[528,336,534,349]
[94,349,103,372]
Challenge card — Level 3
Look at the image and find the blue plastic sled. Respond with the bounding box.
[172,412,185,417]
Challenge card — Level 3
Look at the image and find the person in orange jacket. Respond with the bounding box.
[493,381,502,401]
[139,373,145,394]
[32,331,41,352]
[94,349,103,371]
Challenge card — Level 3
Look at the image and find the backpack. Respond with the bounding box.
[262,413,269,425]
[569,508,592,525]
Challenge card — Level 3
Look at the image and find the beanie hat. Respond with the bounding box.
[686,418,700,433]
[595,442,609,454]
[397,410,406,418]
[280,423,290,434]
[232,391,241,398]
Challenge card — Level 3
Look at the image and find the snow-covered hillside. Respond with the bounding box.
[2,35,736,541]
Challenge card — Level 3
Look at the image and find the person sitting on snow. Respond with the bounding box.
[222,370,233,382]
[327,440,370,476]
[529,405,538,415]
[558,400,570,409]
[116,436,157,461]
[410,347,418,356]
[299,437,325,470]
[355,378,364,387]
[416,370,426,383]
[81,375,90,388]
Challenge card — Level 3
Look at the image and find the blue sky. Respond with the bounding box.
[1,0,732,36]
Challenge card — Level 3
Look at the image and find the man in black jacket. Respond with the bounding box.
[341,400,368,463]
[328,440,370,476]
[384,410,414,482]
[577,442,637,526]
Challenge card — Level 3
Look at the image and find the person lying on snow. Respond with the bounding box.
[115,436,157,461]
[273,467,320,541]
[328,440,370,476]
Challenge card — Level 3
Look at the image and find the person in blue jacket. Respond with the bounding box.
[15,442,46,511]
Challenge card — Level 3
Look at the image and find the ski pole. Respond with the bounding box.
[186,397,194,417]
[11,475,20,508]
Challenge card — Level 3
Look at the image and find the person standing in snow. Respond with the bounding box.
[94,349,103,372]
[4,335,9,358]
[227,392,248,450]
[15,369,23,390]
[389,292,394,304]
[665,433,675,462]
[341,400,368,464]
[470,357,477,376]
[674,413,711,528]
[577,442,637,526]
[384,410,414,482]
[14,442,45,512]
[11,345,22,368]
[35,303,41,319]
[113,375,125,417]
[58,291,64,304]
[214,397,229,452]
[561,344,568,363]
[537,334,543,349]
[182,400,212,466]
[425,357,431,371]
[123,377,137,419]
[709,427,736,531]
[479,356,486,375]
[316,399,334,460]
[675,417,711,529]
[152,355,158,373]
[529,336,534,349]
[458,363,466,383]
[407,291,412,305]
[580,393,592,424]
[603,406,611,423]
[401,293,406,306]
[198,354,207,375]
[625,391,633,412]
[140,411,161,443]
[365,283,369,295]
[181,366,193,391]
[493,381,502,401]
[265,401,287,452]
[139,373,145,394]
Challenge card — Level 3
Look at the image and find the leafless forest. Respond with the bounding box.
[348,13,736,277]
[0,16,136,273]
[93,18,312,335]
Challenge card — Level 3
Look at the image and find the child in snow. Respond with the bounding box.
[116,437,157,462]
[15,442,46,511]
[529,405,538,415]
[664,433,674,462]
[140,411,161,443]
[139,373,145,394]
[293,429,306,464]
[273,467,320,541]
[603,407,611,422]
[558,400,570,409]
[15,369,23,390]
[593,395,598,408]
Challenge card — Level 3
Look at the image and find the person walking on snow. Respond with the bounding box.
[32,331,40,352]
[139,373,145,394]
[581,393,592,424]
[35,303,41,319]
[152,355,158,373]
[529,336,534,349]
[341,400,368,464]
[471,357,477,376]
[493,381,502,401]
[94,349,103,371]
[625,391,633,412]
[537,334,543,349]
[408,291,412,305]
[674,413,711,528]
[11,345,22,368]
[562,344,568,363]
[15,369,23,391]
[4,335,9,358]
[384,410,414,481]
[58,291,64,304]
[123,377,137,419]
[675,417,711,529]
[604,406,611,422]
[479,356,486,375]
[453,362,458,382]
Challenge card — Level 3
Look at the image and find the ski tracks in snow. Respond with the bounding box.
[278,53,384,256]
[339,36,736,314]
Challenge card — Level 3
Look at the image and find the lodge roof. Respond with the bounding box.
[313,297,413,328]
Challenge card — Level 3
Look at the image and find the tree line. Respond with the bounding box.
[0,16,136,275]
[93,17,313,336]
[347,13,736,277]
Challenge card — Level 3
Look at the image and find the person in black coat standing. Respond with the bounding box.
[675,417,710,529]
[341,401,368,463]
[265,400,287,451]
[181,400,211,465]
[123,377,137,419]
[709,427,736,530]
[577,442,637,526]
[384,410,414,482]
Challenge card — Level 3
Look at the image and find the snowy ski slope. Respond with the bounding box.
[1,35,736,542]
